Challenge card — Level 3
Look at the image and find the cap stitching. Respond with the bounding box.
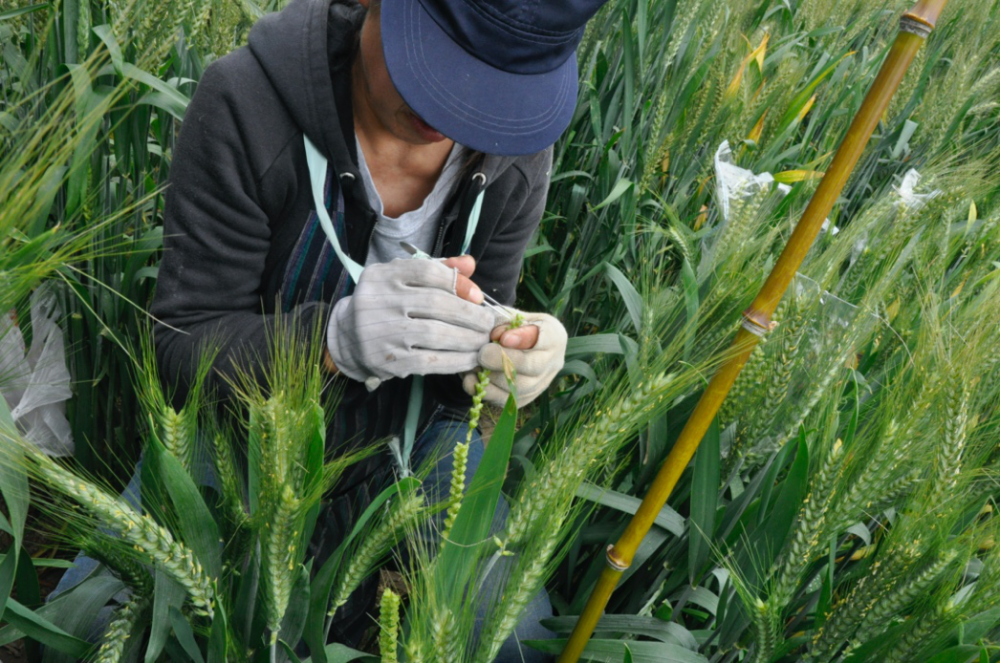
[409,5,572,131]
[457,0,578,43]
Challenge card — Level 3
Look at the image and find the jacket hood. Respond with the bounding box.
[248,0,362,180]
[247,0,519,185]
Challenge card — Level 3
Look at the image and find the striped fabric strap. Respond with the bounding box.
[304,135,364,284]
[304,134,486,477]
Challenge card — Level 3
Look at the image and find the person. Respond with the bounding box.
[149,0,609,655]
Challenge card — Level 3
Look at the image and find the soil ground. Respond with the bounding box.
[0,504,73,663]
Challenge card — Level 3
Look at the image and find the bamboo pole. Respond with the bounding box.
[558,2,949,660]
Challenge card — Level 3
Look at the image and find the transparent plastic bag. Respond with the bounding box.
[713,140,780,223]
[0,285,73,456]
[893,168,941,210]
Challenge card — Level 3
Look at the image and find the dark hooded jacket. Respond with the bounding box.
[151,0,553,456]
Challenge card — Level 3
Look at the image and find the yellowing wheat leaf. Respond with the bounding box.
[773,170,825,183]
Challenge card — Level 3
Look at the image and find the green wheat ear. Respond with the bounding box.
[442,312,524,542]
[441,369,489,541]
[31,453,215,617]
[431,607,461,662]
[379,588,402,663]
[329,489,424,617]
[93,596,146,663]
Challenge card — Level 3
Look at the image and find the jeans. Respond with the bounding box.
[52,416,554,661]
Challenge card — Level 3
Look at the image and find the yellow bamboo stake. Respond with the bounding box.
[558,2,949,660]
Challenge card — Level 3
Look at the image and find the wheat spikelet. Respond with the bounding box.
[441,440,469,541]
[931,372,969,499]
[442,369,489,540]
[93,596,145,663]
[851,551,957,648]
[664,0,702,66]
[574,12,603,69]
[773,344,849,454]
[700,53,730,150]
[701,0,726,44]
[751,597,777,663]
[33,455,214,617]
[850,469,922,527]
[404,638,426,663]
[77,0,92,60]
[157,405,194,472]
[379,588,401,663]
[187,0,214,50]
[812,572,900,661]
[212,432,248,530]
[329,490,423,615]
[768,439,844,611]
[761,298,806,422]
[505,373,674,547]
[883,602,953,663]
[431,608,461,662]
[265,483,300,637]
[809,527,936,661]
[692,316,740,368]
[889,48,925,118]
[806,596,861,663]
[81,536,154,595]
[723,288,800,461]
[828,421,906,533]
[719,342,766,427]
[475,534,560,663]
[639,93,672,193]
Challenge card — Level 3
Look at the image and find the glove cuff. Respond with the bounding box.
[326,296,370,384]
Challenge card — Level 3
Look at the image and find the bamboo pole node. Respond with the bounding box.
[740,310,775,338]
[605,545,630,572]
[900,15,933,38]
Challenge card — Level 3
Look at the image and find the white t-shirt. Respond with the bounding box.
[358,135,466,266]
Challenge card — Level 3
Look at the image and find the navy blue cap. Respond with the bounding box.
[380,0,607,156]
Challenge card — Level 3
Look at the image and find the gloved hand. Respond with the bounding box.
[327,258,495,387]
[462,311,568,407]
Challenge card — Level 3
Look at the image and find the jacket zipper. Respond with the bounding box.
[431,215,448,259]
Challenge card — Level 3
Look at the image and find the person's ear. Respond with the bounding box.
[357,0,370,8]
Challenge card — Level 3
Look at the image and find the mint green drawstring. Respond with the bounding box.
[304,136,364,283]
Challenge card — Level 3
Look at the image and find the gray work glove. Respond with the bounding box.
[462,311,568,407]
[327,259,495,387]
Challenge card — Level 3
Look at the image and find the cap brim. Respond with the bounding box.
[380,0,577,156]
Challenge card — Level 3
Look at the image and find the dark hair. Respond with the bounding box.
[459,150,486,178]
